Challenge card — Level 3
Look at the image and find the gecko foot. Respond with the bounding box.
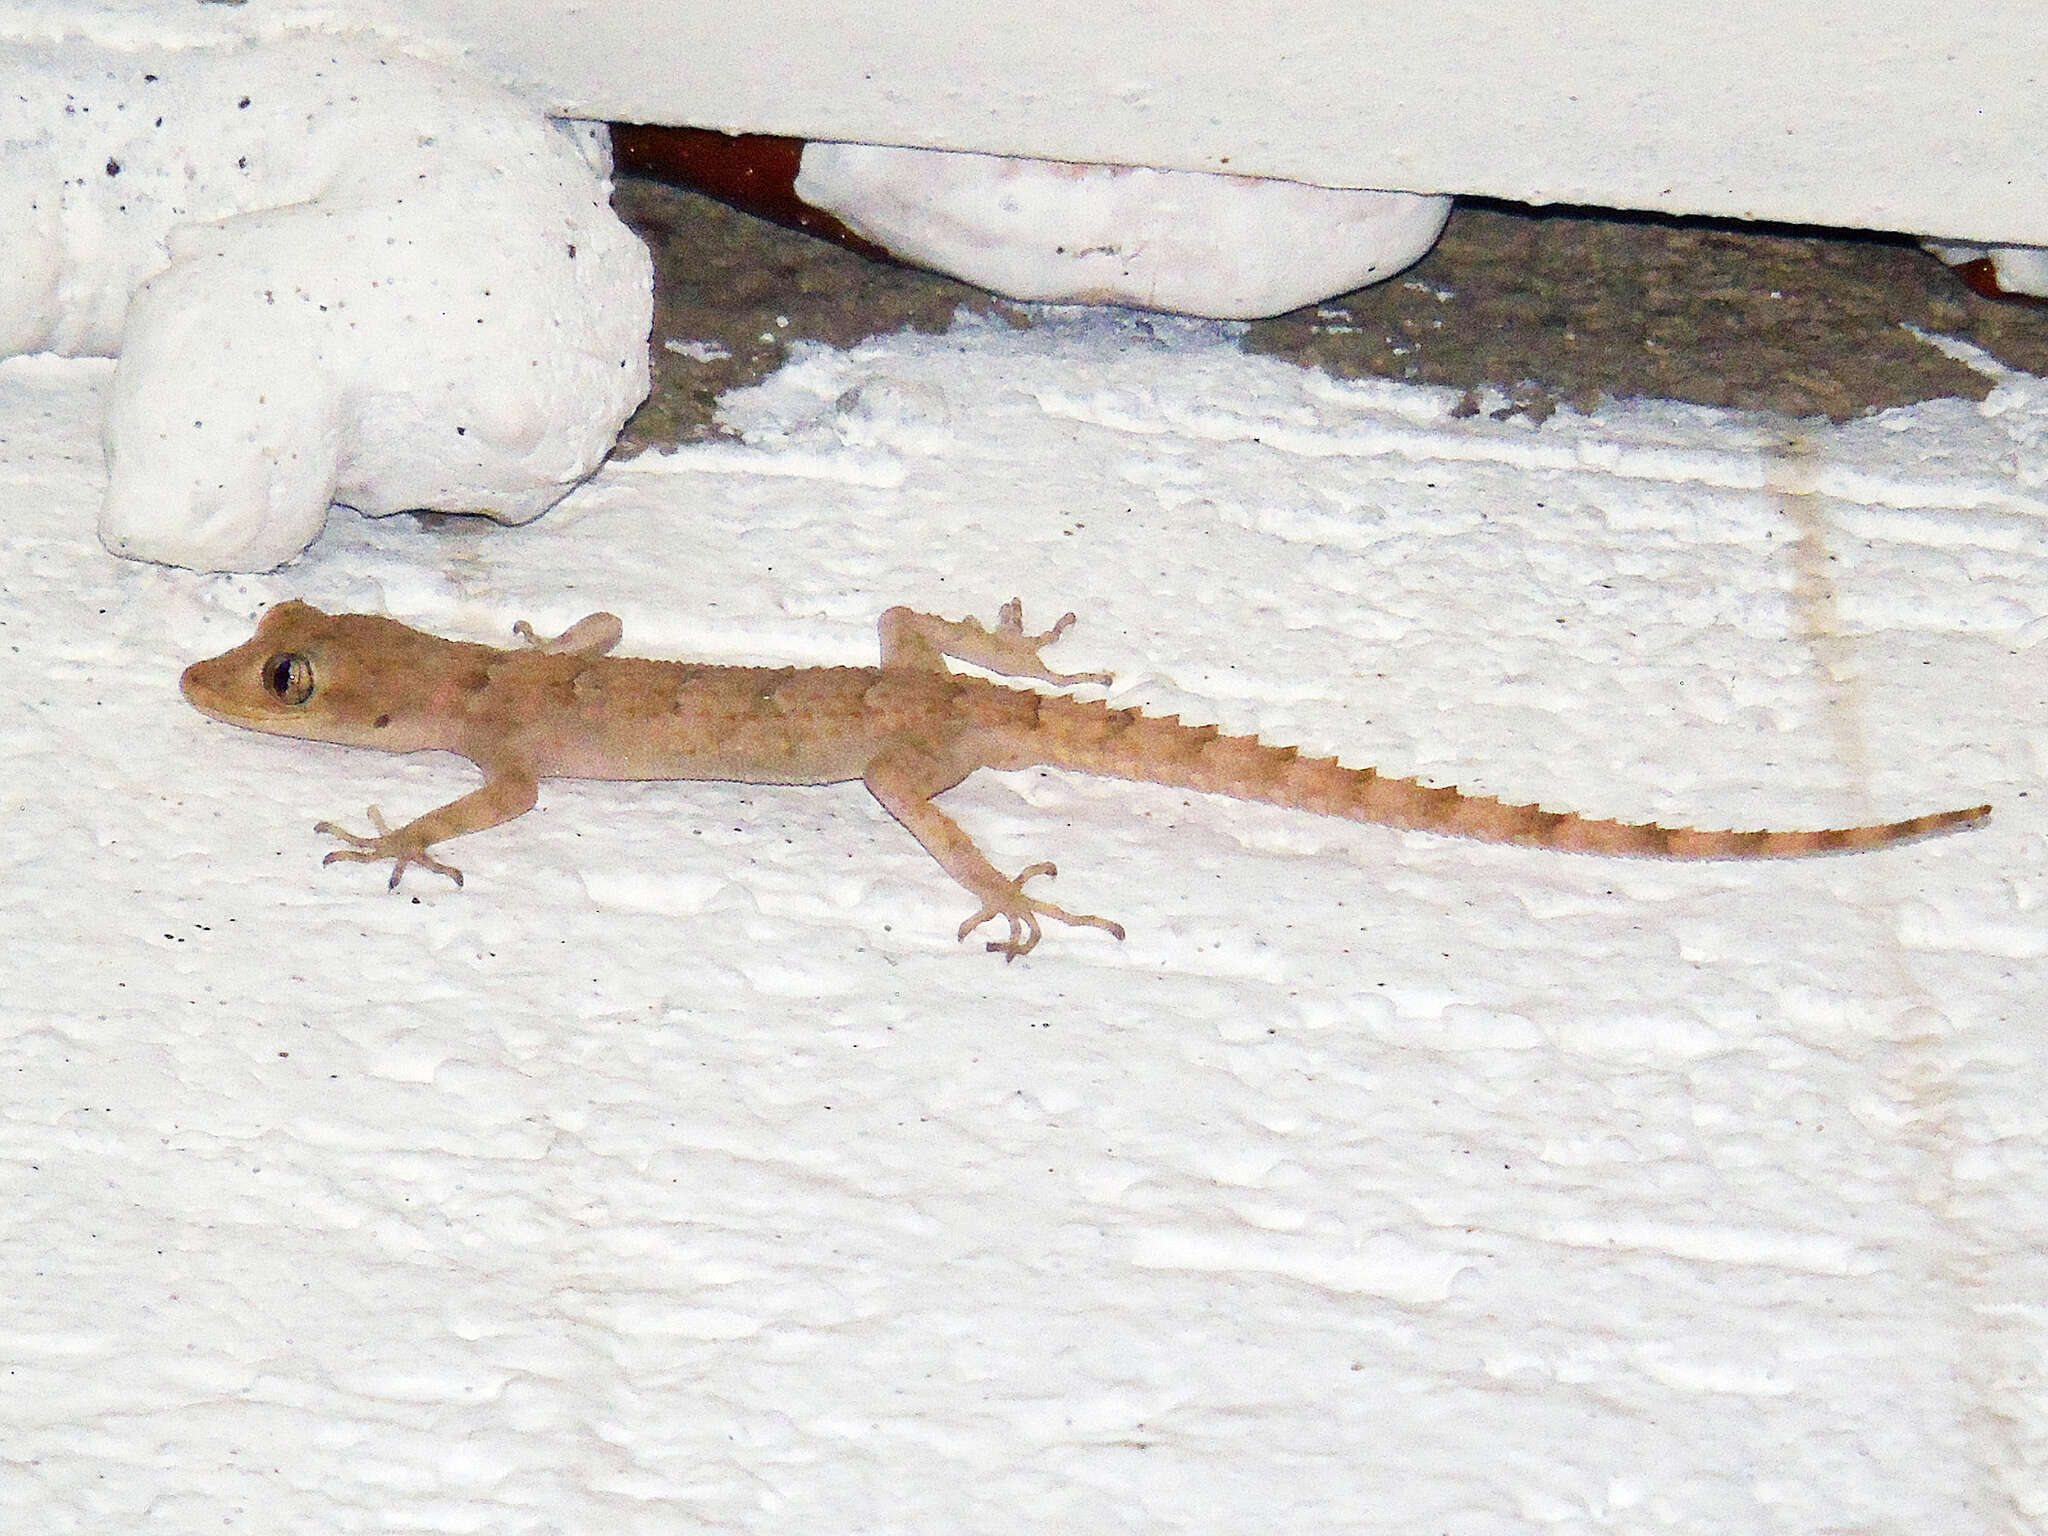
[992,600,1114,688]
[315,806,465,890]
[957,861,1126,961]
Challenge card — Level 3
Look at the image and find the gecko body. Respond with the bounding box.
[182,599,1990,957]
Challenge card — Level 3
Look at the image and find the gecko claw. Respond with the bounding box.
[957,861,1127,960]
[315,806,465,889]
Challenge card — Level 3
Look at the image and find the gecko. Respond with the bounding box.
[181,598,1991,959]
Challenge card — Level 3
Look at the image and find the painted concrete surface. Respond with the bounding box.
[8,3,2046,245]
[3,311,2044,1530]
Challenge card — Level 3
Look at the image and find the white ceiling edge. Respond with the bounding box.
[11,0,2045,249]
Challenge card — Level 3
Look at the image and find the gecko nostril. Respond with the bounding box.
[373,714,391,729]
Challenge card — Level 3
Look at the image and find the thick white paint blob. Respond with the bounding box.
[1,34,651,570]
[795,141,1451,320]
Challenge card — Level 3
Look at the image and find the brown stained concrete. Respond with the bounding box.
[612,176,2048,450]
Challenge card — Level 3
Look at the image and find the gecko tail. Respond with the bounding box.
[1029,697,1990,858]
[1323,783,1995,858]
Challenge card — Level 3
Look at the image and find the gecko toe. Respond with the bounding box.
[986,910,1042,961]
[315,806,463,890]
[957,862,1124,959]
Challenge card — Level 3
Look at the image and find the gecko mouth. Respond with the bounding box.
[179,658,233,720]
[179,654,269,726]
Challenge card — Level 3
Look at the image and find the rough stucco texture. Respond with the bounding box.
[2,311,2045,1531]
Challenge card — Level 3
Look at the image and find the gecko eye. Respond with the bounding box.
[263,653,315,705]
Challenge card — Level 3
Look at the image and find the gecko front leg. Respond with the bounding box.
[315,770,540,890]
[317,805,467,888]
[511,612,624,657]
[863,744,1125,959]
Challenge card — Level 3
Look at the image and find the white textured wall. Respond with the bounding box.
[7,1,2040,246]
[5,313,2046,1529]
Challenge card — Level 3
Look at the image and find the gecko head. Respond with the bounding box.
[181,600,460,751]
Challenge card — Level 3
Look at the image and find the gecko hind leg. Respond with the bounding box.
[955,861,1127,961]
[878,598,1113,688]
[864,745,1125,960]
